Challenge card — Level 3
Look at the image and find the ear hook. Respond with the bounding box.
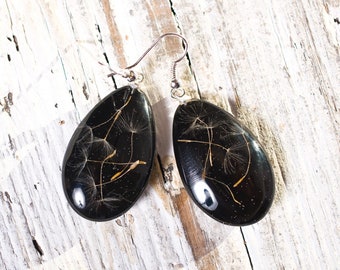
[107,32,188,88]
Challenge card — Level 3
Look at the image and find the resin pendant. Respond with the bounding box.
[63,85,155,221]
[173,100,274,225]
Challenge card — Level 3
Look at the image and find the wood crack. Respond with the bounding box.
[240,227,253,270]
[32,238,44,257]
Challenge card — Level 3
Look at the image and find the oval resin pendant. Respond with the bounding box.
[173,100,275,225]
[63,85,155,221]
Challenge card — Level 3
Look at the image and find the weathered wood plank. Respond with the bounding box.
[0,0,339,269]
[172,0,340,268]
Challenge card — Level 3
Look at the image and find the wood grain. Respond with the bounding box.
[0,0,339,269]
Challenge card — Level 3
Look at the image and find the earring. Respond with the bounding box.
[62,50,158,221]
[63,32,275,225]
[169,34,275,226]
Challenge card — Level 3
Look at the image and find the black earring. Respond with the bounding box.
[169,34,275,226]
[62,32,275,225]
[62,54,156,221]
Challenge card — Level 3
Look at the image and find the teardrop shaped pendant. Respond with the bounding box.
[62,85,155,221]
[173,100,275,225]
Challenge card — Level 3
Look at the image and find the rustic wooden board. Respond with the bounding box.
[0,0,339,269]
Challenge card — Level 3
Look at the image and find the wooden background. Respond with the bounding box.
[1,0,339,269]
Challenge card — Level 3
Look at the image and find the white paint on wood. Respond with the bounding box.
[0,0,339,269]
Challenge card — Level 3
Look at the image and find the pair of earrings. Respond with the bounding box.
[62,33,275,226]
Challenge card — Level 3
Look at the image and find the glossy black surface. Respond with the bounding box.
[63,86,155,221]
[173,100,275,225]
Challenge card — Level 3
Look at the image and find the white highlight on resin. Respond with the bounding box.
[72,187,86,209]
[192,180,218,211]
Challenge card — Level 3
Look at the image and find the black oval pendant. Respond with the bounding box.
[173,100,275,225]
[63,86,155,221]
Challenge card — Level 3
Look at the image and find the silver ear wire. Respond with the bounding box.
[106,32,188,88]
[170,87,185,99]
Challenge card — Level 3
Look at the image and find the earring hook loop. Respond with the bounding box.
[125,32,188,70]
[107,32,188,88]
